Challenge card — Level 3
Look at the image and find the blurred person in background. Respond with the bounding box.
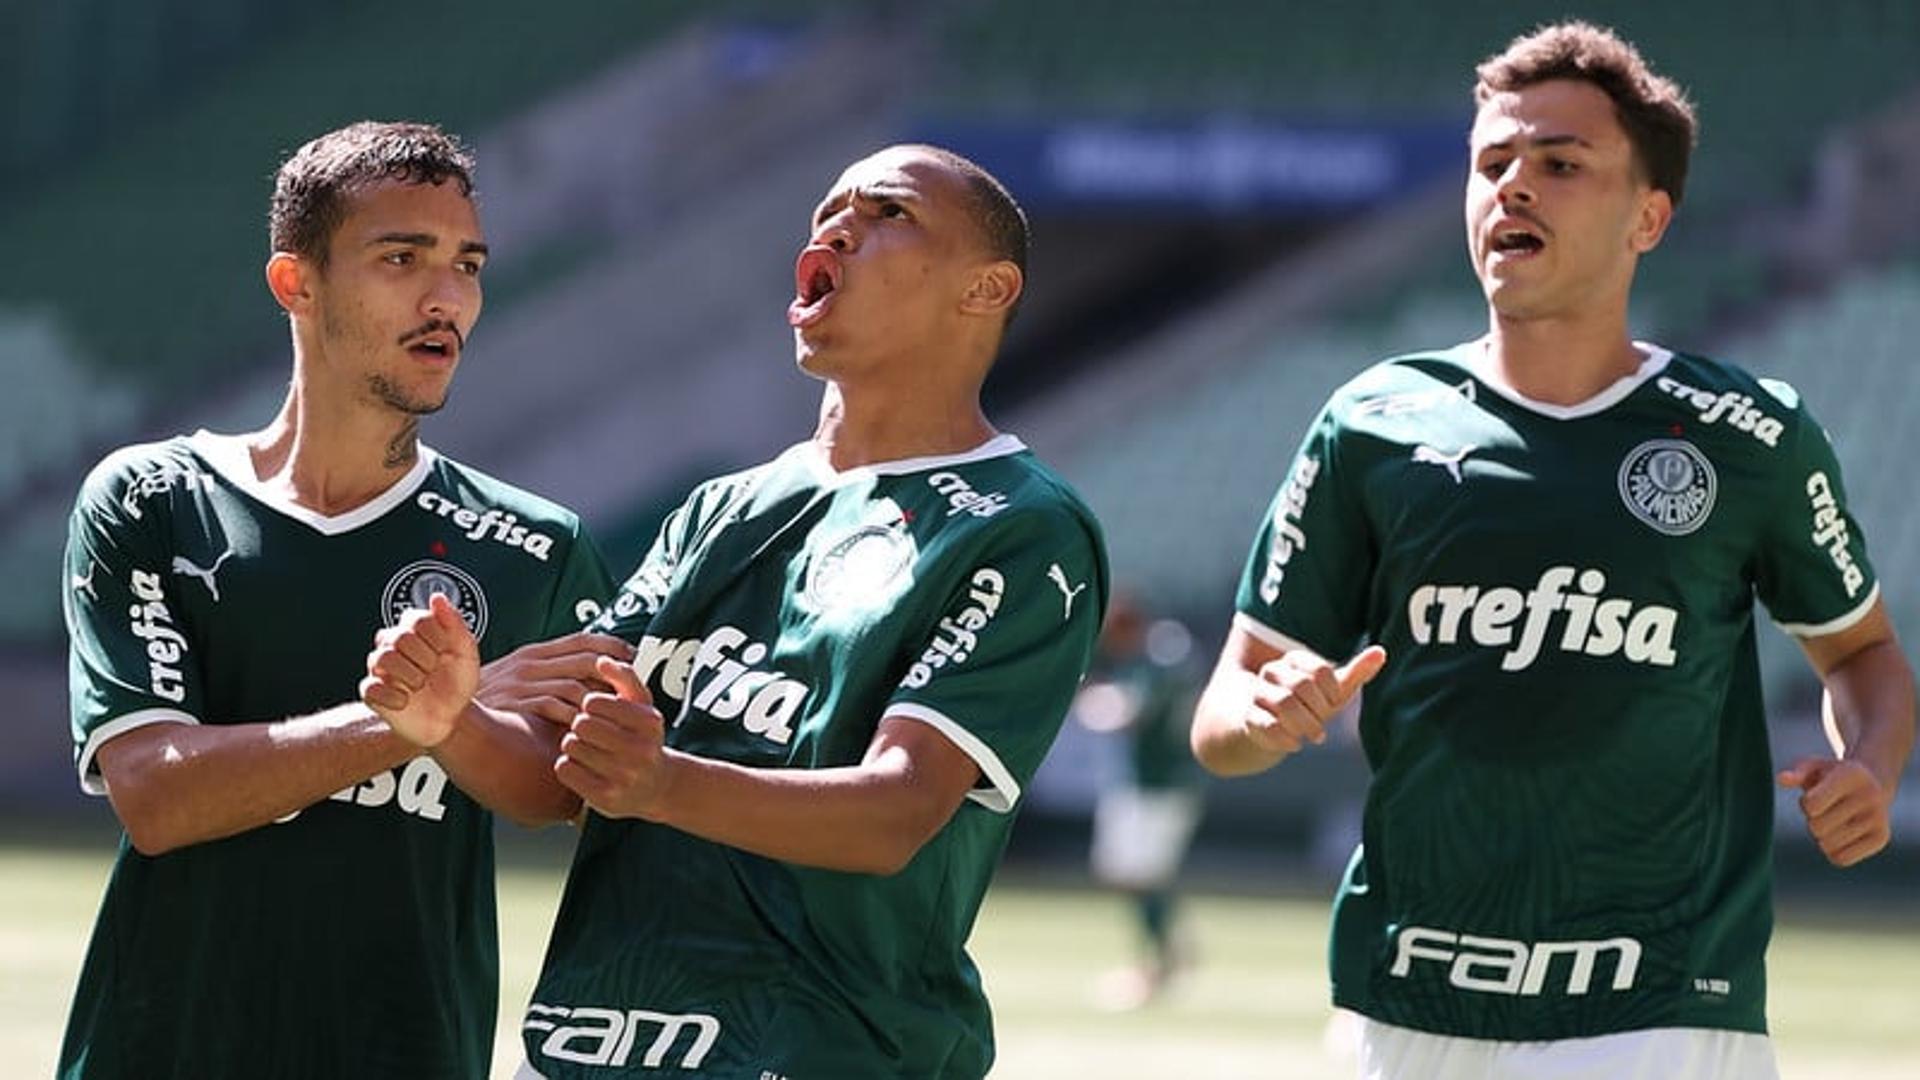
[367,144,1109,1079]
[1191,22,1914,1080]
[59,121,625,1079]
[1076,592,1207,1009]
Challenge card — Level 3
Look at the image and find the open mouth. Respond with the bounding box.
[400,326,461,363]
[787,246,841,328]
[1489,226,1546,258]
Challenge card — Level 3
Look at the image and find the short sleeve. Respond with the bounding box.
[1233,399,1375,658]
[886,508,1107,813]
[64,456,203,794]
[594,496,697,642]
[543,520,618,637]
[1753,391,1880,637]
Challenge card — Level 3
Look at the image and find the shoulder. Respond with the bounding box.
[427,453,588,534]
[1321,348,1480,421]
[79,435,197,491]
[73,435,203,522]
[694,453,788,508]
[1646,348,1817,452]
[939,448,1104,553]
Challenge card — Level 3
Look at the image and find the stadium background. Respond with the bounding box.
[1,1,1915,1075]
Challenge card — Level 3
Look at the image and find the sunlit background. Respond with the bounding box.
[3,2,1916,1076]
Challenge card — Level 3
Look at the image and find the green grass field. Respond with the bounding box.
[6,842,1917,1078]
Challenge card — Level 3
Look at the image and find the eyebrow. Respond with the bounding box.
[368,232,489,257]
[1480,133,1594,154]
[812,182,922,225]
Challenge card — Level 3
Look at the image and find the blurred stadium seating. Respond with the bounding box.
[927,0,1920,208]
[2,0,1915,846]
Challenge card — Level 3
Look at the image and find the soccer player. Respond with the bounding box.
[1077,594,1206,1009]
[1191,22,1915,1080]
[369,143,1109,1079]
[60,121,627,1079]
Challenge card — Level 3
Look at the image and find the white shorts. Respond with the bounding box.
[513,1060,548,1080]
[1357,1015,1779,1080]
[1089,787,1201,888]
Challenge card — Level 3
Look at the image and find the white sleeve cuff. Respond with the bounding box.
[76,709,199,795]
[883,703,1021,813]
[1774,581,1880,639]
[1232,611,1314,654]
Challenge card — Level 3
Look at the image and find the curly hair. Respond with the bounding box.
[1475,22,1698,206]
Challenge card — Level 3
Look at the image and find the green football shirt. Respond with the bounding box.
[1235,344,1879,1041]
[1088,651,1205,793]
[61,431,612,1080]
[521,435,1107,1080]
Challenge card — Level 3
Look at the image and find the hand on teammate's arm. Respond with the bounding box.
[362,596,630,826]
[556,657,980,874]
[1781,600,1916,867]
[96,594,609,854]
[1190,623,1385,777]
[475,629,634,725]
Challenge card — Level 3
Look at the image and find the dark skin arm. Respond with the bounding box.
[555,658,983,875]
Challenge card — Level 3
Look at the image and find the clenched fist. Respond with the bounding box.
[360,592,480,748]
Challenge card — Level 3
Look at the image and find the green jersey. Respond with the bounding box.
[1097,654,1204,792]
[61,431,612,1080]
[1234,345,1878,1042]
[523,436,1107,1080]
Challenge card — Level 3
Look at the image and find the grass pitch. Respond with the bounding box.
[4,842,1916,1078]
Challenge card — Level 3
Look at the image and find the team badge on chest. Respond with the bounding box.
[805,506,917,611]
[382,559,489,638]
[1617,438,1716,536]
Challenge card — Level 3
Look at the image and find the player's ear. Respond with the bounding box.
[960,260,1022,320]
[1629,187,1673,255]
[265,251,316,315]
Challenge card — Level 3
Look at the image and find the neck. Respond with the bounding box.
[247,374,425,515]
[1481,304,1644,405]
[812,381,996,472]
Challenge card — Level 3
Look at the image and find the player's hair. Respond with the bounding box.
[897,143,1031,324]
[1474,22,1697,207]
[269,121,476,268]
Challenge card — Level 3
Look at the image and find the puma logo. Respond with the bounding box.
[171,546,235,603]
[1411,444,1475,484]
[1047,563,1088,621]
[71,561,99,601]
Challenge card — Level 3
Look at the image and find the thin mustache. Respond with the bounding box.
[397,320,465,350]
[1488,208,1549,237]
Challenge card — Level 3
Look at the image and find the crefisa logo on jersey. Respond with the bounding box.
[1617,439,1715,536]
[602,562,672,629]
[382,559,489,640]
[928,472,1010,518]
[901,568,1006,689]
[415,491,557,561]
[1259,455,1320,604]
[634,625,807,745]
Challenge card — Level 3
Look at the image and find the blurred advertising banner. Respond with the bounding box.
[918,116,1465,214]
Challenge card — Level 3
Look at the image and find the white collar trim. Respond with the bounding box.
[795,433,1027,486]
[1457,340,1673,419]
[188,430,438,536]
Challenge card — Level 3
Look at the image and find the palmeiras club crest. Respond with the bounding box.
[382,559,489,639]
[805,517,917,610]
[1617,438,1716,536]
